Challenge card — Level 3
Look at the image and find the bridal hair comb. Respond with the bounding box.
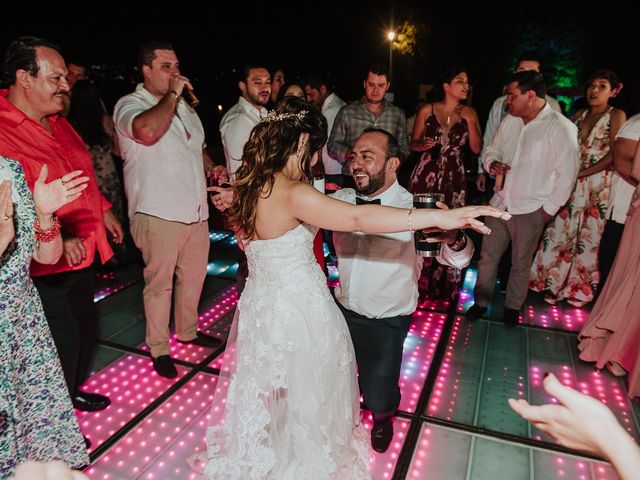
[264,110,308,123]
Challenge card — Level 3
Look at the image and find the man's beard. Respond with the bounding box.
[353,167,386,196]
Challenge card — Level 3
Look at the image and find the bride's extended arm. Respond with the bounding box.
[287,182,510,234]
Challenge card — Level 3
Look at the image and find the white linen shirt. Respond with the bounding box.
[219,96,267,176]
[321,92,346,175]
[114,84,208,223]
[331,181,473,318]
[608,113,640,223]
[483,104,579,216]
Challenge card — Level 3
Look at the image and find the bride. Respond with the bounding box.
[192,96,510,479]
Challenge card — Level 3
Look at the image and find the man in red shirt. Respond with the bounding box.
[0,37,123,413]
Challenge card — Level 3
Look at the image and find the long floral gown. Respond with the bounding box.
[530,108,613,305]
[409,111,469,302]
[0,157,88,479]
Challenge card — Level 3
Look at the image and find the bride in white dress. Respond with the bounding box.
[192,96,510,479]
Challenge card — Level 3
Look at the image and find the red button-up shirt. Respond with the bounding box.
[0,90,113,276]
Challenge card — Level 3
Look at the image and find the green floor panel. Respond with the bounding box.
[96,282,144,318]
[89,344,129,374]
[469,436,531,479]
[407,423,472,480]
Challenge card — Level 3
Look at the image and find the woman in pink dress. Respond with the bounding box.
[578,139,640,397]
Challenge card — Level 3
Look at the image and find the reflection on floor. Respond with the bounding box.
[80,231,635,479]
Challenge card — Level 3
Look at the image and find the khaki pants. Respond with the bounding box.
[474,210,546,311]
[131,213,209,357]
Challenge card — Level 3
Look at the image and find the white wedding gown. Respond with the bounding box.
[191,223,371,479]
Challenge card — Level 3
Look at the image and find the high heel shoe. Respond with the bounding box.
[606,361,627,377]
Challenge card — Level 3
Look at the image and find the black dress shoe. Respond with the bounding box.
[84,436,91,449]
[177,331,222,348]
[503,308,520,327]
[72,392,111,412]
[152,355,178,378]
[371,417,394,453]
[465,303,487,322]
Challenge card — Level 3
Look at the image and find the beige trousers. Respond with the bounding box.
[131,213,209,357]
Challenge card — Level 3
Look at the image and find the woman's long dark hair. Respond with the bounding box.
[67,79,110,148]
[229,96,327,239]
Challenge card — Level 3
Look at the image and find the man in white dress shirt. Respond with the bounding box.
[114,40,221,379]
[332,128,473,453]
[476,52,562,193]
[219,65,271,177]
[467,70,579,326]
[304,72,347,187]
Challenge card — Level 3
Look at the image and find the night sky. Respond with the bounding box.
[2,2,638,144]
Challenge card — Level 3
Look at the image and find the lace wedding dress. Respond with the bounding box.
[191,223,371,479]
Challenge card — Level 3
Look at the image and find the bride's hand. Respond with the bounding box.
[33,165,90,217]
[428,205,511,234]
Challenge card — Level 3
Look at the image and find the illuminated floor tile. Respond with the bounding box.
[93,265,143,303]
[407,423,618,480]
[85,372,217,479]
[78,353,192,454]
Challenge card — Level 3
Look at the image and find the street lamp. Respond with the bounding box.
[387,30,396,82]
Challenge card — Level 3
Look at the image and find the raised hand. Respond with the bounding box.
[0,180,15,250]
[33,165,89,217]
[429,205,511,234]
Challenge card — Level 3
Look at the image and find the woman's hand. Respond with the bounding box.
[0,180,15,251]
[412,137,439,152]
[428,205,511,234]
[33,165,89,217]
[208,186,233,212]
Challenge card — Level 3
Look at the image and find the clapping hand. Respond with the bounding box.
[0,180,15,250]
[33,165,89,217]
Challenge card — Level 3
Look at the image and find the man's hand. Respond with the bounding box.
[208,185,233,212]
[489,161,510,176]
[475,172,487,192]
[63,237,86,266]
[103,209,123,244]
[421,202,459,243]
[539,207,554,224]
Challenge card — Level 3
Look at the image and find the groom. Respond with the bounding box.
[331,128,473,453]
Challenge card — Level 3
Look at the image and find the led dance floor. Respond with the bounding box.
[78,238,637,479]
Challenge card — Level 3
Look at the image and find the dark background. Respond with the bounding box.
[2,2,638,150]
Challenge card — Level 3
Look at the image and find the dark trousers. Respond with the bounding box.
[33,267,97,395]
[338,303,412,421]
[596,220,625,299]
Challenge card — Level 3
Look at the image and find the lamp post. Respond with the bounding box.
[387,30,396,82]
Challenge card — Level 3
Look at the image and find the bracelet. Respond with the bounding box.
[34,215,61,243]
[407,207,415,234]
[448,229,467,252]
[168,90,179,100]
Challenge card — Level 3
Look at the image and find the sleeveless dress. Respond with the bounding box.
[408,111,469,301]
[0,157,88,478]
[192,223,371,479]
[578,187,640,397]
[530,108,613,305]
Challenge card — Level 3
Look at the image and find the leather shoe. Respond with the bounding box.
[371,417,394,453]
[503,308,520,327]
[465,303,487,322]
[72,391,111,412]
[177,331,222,348]
[152,355,178,378]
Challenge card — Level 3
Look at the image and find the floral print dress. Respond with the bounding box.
[409,111,469,301]
[529,108,613,305]
[0,157,88,479]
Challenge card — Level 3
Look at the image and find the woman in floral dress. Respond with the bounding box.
[409,67,482,302]
[530,70,626,307]
[0,157,89,479]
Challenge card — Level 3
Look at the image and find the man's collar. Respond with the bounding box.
[238,96,267,117]
[0,89,60,128]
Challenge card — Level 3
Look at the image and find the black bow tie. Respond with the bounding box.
[355,197,381,205]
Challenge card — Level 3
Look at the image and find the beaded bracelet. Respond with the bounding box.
[34,215,61,243]
[407,207,415,233]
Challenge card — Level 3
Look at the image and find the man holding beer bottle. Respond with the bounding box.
[113,40,223,379]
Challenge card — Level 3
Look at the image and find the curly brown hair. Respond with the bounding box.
[229,96,327,239]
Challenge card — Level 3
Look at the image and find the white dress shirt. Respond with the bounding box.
[321,93,346,175]
[113,84,208,223]
[483,103,579,216]
[608,113,640,223]
[219,96,267,176]
[480,94,562,172]
[331,181,473,318]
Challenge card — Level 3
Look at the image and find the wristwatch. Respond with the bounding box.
[448,229,467,252]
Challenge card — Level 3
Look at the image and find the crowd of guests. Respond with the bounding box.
[0,34,639,480]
